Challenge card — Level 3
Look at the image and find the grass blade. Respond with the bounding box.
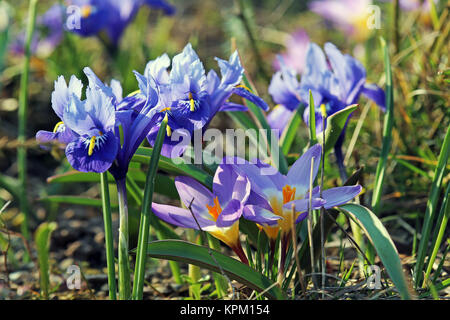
[100,172,117,300]
[132,115,167,300]
[339,204,414,299]
[280,107,303,155]
[35,221,57,299]
[17,0,38,240]
[371,37,394,214]
[415,126,450,287]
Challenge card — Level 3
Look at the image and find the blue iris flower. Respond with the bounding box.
[35,75,83,147]
[67,0,175,45]
[268,42,385,177]
[135,43,270,158]
[36,67,160,177]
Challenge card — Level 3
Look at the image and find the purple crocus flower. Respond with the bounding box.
[309,0,373,40]
[152,163,279,264]
[229,144,361,267]
[136,43,269,158]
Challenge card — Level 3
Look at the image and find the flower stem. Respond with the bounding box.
[17,0,38,242]
[116,178,131,300]
[100,172,117,300]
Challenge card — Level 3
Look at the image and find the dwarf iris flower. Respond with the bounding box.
[268,42,385,179]
[135,43,269,158]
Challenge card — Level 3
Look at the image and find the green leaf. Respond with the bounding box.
[133,115,167,299]
[280,107,303,155]
[35,222,57,299]
[308,90,317,146]
[39,195,116,208]
[414,125,450,287]
[317,104,358,154]
[339,204,414,300]
[144,240,286,299]
[133,147,213,188]
[371,37,394,213]
[47,170,178,199]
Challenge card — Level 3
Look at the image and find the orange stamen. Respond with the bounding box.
[282,185,296,204]
[206,197,222,221]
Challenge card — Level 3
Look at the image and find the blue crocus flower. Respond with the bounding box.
[136,43,269,159]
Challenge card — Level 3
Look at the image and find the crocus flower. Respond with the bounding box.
[135,43,269,158]
[152,163,264,264]
[272,29,310,75]
[309,0,375,41]
[229,144,362,268]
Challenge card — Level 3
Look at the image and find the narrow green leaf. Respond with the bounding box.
[144,240,286,300]
[133,116,167,299]
[339,204,414,299]
[308,90,317,146]
[39,195,117,208]
[35,222,57,299]
[280,107,303,155]
[317,104,358,154]
[415,125,450,287]
[47,170,178,199]
[371,37,394,213]
[133,147,213,188]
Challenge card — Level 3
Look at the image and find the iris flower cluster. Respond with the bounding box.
[36,43,268,176]
[268,42,385,177]
[11,0,175,56]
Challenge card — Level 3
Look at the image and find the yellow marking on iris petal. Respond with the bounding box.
[81,5,92,18]
[88,136,96,156]
[127,89,141,97]
[53,121,64,133]
[188,92,195,112]
[235,84,252,93]
[206,197,222,221]
[161,106,171,112]
[320,104,327,118]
